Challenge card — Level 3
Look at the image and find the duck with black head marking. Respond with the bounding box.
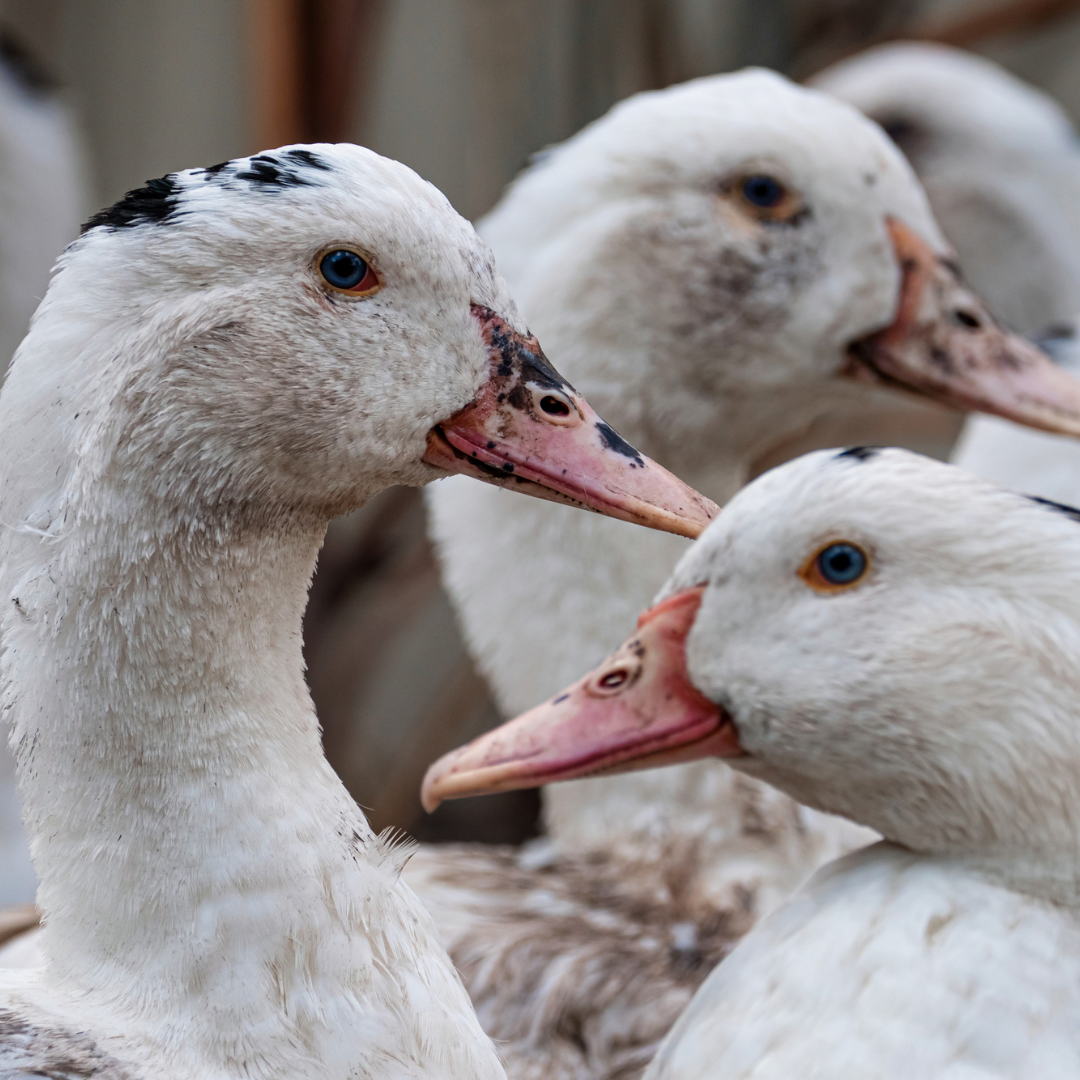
[0,142,713,1080]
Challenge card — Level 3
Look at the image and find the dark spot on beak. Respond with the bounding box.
[994,347,1023,371]
[929,346,953,374]
[597,422,645,466]
[506,382,529,411]
[502,462,514,473]
[553,693,569,704]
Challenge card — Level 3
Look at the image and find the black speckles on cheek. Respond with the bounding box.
[597,422,645,466]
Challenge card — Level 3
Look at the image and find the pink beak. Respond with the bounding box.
[847,218,1080,437]
[421,586,741,811]
[422,305,719,540]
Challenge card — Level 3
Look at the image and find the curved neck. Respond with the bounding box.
[6,476,502,1078]
[16,486,343,964]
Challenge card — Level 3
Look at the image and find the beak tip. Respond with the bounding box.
[420,771,443,813]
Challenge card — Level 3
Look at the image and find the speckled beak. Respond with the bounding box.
[422,305,718,540]
[421,586,741,811]
[846,218,1080,438]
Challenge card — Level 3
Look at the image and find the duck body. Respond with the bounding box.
[406,773,822,1080]
[425,447,1080,1078]
[0,145,510,1080]
[814,44,1080,506]
[649,843,1080,1080]
[0,142,704,1078]
[411,69,1078,1080]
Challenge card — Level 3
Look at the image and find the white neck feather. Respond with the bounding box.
[3,333,502,1078]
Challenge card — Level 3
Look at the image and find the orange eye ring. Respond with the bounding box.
[723,171,804,224]
[799,541,871,594]
[318,247,381,297]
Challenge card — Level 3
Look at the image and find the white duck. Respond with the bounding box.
[812,40,1080,337]
[0,143,708,1078]
[407,69,1080,1080]
[814,43,1080,505]
[426,446,1080,1079]
[0,41,86,908]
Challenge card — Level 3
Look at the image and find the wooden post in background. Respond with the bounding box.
[246,0,305,148]
[246,0,381,149]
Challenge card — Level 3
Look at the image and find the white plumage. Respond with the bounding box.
[816,42,1080,507]
[0,50,86,909]
[407,69,1074,1080]
[636,448,1080,1078]
[814,41,1080,336]
[0,142,678,1080]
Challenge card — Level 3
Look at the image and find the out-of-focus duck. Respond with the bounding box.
[815,43,1080,505]
[0,35,86,909]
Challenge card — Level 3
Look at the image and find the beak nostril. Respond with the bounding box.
[540,394,572,417]
[598,668,631,690]
[953,309,982,330]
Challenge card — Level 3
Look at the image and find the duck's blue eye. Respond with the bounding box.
[320,249,370,291]
[741,174,786,209]
[816,543,867,586]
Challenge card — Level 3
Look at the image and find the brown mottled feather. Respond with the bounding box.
[407,839,758,1080]
[0,1009,139,1079]
[405,766,878,1080]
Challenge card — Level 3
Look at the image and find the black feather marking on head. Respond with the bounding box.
[233,150,331,189]
[284,148,331,171]
[81,175,180,233]
[836,446,882,462]
[1026,495,1080,525]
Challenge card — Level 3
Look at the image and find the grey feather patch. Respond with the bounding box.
[0,1011,140,1079]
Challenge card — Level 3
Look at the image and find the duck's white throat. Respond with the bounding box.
[7,468,499,1077]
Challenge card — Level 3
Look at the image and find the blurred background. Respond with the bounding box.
[4,0,1080,845]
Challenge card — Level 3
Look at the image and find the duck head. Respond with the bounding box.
[813,42,1080,335]
[37,145,712,536]
[424,447,1080,895]
[481,70,1080,480]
